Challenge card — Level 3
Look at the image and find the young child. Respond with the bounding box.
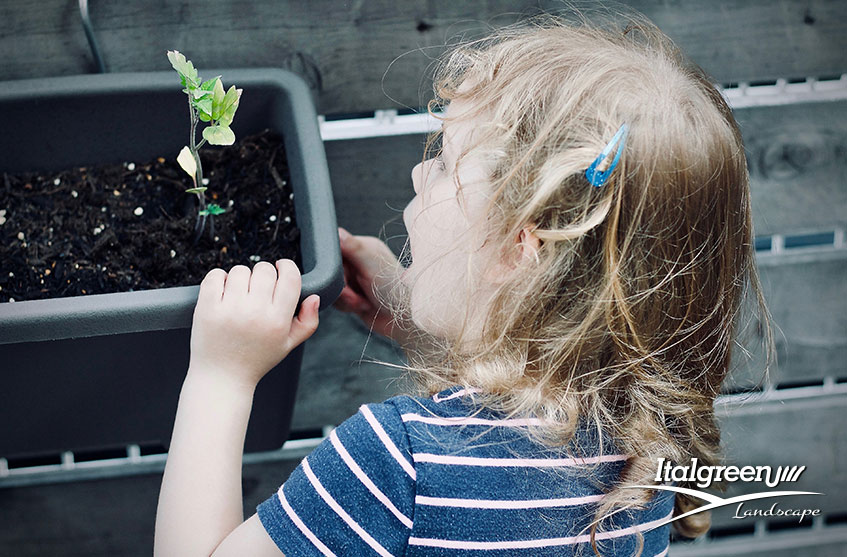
[155,13,770,557]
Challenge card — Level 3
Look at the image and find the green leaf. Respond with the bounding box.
[167,50,199,88]
[198,111,212,122]
[194,97,213,117]
[211,78,226,120]
[202,124,236,146]
[200,76,221,91]
[218,87,241,127]
[222,85,240,109]
[185,187,207,194]
[190,87,212,100]
[200,203,227,216]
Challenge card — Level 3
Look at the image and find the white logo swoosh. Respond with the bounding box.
[624,485,823,531]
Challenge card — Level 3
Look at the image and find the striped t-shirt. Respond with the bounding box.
[258,387,674,556]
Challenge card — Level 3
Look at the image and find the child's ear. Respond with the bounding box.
[517,225,541,264]
[485,224,541,283]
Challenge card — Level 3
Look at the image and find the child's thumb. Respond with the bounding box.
[288,294,321,347]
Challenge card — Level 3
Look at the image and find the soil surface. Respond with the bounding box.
[0,129,300,303]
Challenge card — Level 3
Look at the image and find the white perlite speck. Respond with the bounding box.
[71,190,79,198]
[269,215,277,222]
[284,216,291,223]
[170,250,176,258]
[126,162,136,171]
[249,255,261,262]
[202,178,210,185]
[17,232,24,240]
[53,178,61,186]
[134,207,144,216]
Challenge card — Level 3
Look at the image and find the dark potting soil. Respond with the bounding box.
[0,129,300,303]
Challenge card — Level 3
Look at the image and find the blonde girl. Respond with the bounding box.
[155,12,770,557]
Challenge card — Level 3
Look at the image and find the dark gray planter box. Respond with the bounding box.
[0,69,342,459]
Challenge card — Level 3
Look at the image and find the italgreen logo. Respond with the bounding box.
[625,458,823,530]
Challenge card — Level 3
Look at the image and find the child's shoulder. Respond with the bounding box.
[385,385,479,413]
[378,385,623,459]
[382,385,484,418]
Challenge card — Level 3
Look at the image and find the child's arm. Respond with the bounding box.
[154,260,320,556]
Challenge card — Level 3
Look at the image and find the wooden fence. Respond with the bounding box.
[1,1,845,555]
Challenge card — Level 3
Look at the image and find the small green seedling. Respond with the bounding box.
[167,50,242,243]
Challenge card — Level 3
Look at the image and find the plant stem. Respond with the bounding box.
[187,96,207,240]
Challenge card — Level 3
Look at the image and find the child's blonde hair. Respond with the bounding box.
[385,10,773,549]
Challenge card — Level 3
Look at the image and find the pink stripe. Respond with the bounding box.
[412,453,628,467]
[408,509,674,550]
[433,388,480,402]
[401,413,545,427]
[416,494,604,509]
[302,457,394,557]
[278,487,336,556]
[360,405,416,480]
[329,429,414,529]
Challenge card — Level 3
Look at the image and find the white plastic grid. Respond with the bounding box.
[318,75,847,141]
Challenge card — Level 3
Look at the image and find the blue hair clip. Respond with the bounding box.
[585,123,629,188]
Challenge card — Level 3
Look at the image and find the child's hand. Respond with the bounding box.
[334,227,405,342]
[187,259,320,388]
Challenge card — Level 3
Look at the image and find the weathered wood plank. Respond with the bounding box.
[1,1,845,114]
[729,251,847,390]
[324,134,422,250]
[737,100,847,237]
[0,458,300,557]
[1,394,843,555]
[710,394,847,527]
[293,307,408,432]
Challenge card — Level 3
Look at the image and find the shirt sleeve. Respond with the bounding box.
[257,402,416,556]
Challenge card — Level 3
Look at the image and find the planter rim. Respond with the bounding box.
[0,68,308,100]
[0,69,342,344]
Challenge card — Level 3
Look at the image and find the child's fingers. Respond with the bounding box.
[288,294,321,347]
[248,261,277,299]
[221,265,251,303]
[334,284,371,314]
[339,232,402,293]
[197,268,227,306]
[341,230,400,277]
[272,259,302,317]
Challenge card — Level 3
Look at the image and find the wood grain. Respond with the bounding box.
[738,101,847,236]
[1,0,845,114]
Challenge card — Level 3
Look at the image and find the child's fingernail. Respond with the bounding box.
[339,228,351,243]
